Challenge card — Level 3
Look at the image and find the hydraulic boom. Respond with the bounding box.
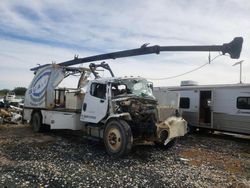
[31,37,243,71]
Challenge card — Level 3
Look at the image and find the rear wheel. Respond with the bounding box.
[104,120,133,156]
[31,112,43,132]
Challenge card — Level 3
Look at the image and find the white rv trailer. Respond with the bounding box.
[154,83,250,135]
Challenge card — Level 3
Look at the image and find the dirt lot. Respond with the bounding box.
[0,124,249,188]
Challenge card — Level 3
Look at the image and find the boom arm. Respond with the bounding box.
[31,37,243,71]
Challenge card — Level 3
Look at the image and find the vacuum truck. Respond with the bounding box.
[23,37,243,156]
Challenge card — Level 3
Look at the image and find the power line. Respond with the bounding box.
[146,54,222,80]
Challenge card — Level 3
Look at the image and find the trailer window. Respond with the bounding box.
[237,97,250,109]
[90,83,106,99]
[180,97,190,109]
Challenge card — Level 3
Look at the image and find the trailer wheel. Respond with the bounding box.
[104,120,133,156]
[31,112,43,132]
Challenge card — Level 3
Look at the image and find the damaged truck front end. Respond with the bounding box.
[106,77,187,154]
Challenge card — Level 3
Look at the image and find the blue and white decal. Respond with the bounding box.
[28,69,51,106]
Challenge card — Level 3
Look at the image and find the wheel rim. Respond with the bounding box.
[107,127,122,152]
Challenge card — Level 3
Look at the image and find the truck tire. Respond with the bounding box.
[31,112,43,132]
[104,120,133,157]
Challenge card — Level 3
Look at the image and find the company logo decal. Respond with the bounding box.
[28,70,51,106]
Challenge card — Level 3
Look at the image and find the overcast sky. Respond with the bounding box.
[0,0,249,89]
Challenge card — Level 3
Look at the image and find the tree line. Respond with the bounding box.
[0,87,27,96]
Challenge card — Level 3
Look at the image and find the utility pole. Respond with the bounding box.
[232,60,244,84]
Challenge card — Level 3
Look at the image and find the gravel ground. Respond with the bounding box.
[0,124,249,188]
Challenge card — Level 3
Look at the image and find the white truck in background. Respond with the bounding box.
[23,37,243,156]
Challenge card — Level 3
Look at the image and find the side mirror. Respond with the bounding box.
[148,82,153,90]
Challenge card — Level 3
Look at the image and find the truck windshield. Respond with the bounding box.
[112,79,154,98]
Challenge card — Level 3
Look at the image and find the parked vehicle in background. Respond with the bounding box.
[5,91,16,102]
[4,91,23,104]
[155,81,250,135]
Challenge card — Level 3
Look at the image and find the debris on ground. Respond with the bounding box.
[0,124,249,187]
[0,101,23,124]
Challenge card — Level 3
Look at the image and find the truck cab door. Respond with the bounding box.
[80,82,108,123]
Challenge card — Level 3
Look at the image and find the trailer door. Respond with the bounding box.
[179,90,199,126]
[199,90,212,127]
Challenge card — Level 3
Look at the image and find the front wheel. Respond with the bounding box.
[104,119,133,156]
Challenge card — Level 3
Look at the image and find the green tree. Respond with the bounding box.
[0,89,10,96]
[13,87,27,96]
